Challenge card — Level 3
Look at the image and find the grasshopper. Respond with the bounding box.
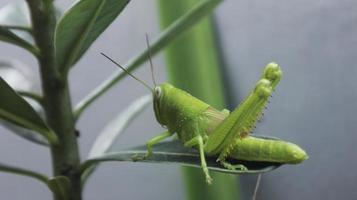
[101,53,308,184]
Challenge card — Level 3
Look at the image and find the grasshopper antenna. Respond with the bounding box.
[101,52,153,92]
[145,33,157,87]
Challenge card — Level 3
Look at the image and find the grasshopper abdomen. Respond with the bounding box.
[230,136,308,164]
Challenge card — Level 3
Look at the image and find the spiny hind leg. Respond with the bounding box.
[184,135,213,184]
[132,131,172,161]
[204,76,275,157]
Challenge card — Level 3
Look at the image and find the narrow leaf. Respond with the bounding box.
[0,162,48,184]
[88,94,151,158]
[0,60,43,104]
[0,26,39,56]
[55,0,130,73]
[81,139,281,176]
[0,2,39,56]
[81,95,151,185]
[1,120,48,146]
[0,1,33,43]
[0,60,32,91]
[74,0,223,118]
[0,60,47,146]
[0,78,57,145]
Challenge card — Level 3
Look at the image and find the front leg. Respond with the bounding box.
[184,135,213,184]
[132,131,172,161]
[145,131,172,157]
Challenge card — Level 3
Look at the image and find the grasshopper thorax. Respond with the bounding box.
[152,83,210,134]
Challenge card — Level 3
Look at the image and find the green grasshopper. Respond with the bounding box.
[101,53,308,184]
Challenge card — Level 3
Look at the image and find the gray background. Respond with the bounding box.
[0,0,356,199]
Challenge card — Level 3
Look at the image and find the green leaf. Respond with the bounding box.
[88,95,151,158]
[0,77,58,145]
[1,120,48,146]
[0,1,33,43]
[81,95,151,185]
[75,0,223,118]
[55,0,130,73]
[0,60,48,146]
[0,60,33,91]
[0,162,48,184]
[47,176,70,200]
[0,26,39,56]
[81,139,281,177]
[0,2,39,56]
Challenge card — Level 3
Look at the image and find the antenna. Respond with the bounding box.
[145,33,157,87]
[101,52,153,92]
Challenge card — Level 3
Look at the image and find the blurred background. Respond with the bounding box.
[0,0,356,199]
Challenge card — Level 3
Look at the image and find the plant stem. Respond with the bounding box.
[26,1,81,199]
[157,0,240,200]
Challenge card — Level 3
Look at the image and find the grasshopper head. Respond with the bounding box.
[153,85,166,126]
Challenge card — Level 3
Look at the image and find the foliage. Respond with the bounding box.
[0,0,282,199]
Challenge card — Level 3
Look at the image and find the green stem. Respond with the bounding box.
[0,162,49,185]
[26,1,81,200]
[157,0,240,200]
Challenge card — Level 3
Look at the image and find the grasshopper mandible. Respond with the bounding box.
[101,53,308,184]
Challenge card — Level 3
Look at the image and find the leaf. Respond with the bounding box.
[0,2,39,55]
[88,95,151,158]
[0,60,32,91]
[74,0,223,119]
[47,176,70,200]
[0,26,39,56]
[0,162,48,184]
[0,60,48,146]
[0,78,58,145]
[81,95,151,184]
[1,120,48,146]
[55,0,130,73]
[0,1,33,43]
[81,139,281,177]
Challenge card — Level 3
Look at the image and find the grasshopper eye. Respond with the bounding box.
[154,87,161,99]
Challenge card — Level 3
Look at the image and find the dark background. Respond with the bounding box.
[0,0,356,199]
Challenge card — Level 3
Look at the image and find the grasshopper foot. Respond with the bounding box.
[220,161,248,171]
[205,174,213,185]
[131,152,151,162]
[133,131,172,161]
